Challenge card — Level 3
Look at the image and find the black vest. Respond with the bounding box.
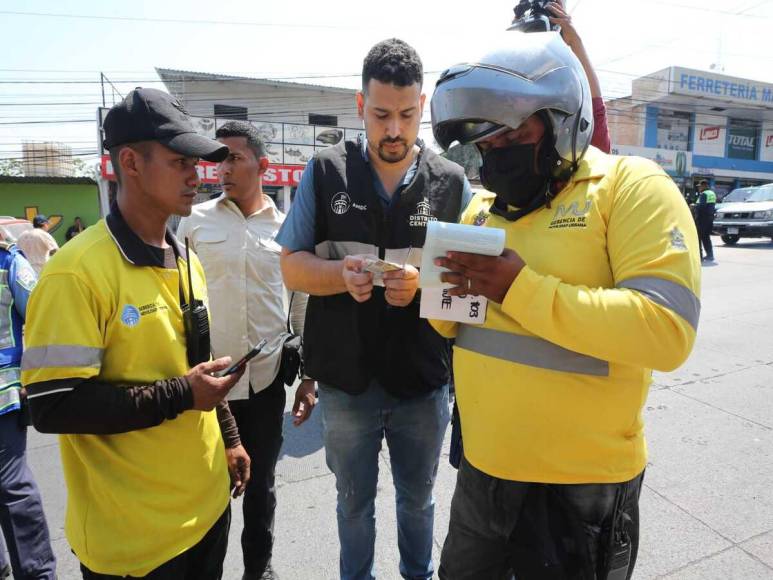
[304,139,465,397]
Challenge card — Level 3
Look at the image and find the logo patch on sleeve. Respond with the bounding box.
[670,227,687,250]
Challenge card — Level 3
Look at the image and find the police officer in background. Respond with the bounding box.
[0,231,56,580]
[430,32,701,579]
[696,179,717,262]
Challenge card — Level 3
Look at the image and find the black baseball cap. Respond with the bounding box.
[103,88,228,162]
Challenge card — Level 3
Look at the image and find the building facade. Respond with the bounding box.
[607,66,773,198]
[98,69,366,213]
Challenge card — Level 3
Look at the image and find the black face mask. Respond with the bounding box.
[479,142,549,208]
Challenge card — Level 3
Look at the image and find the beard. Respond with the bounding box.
[377,137,410,163]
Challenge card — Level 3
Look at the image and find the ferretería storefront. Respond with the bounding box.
[607,66,773,198]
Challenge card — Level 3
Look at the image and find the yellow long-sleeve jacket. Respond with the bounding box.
[432,147,701,484]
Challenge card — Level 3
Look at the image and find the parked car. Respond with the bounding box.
[0,216,33,243]
[713,184,773,245]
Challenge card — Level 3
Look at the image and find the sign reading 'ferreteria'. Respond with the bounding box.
[670,67,773,105]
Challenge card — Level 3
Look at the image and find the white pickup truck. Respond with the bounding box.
[713,183,773,246]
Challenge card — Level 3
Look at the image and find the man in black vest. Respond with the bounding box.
[277,38,472,580]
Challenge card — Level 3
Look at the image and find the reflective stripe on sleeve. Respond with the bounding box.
[617,276,700,330]
[456,325,609,376]
[21,345,103,371]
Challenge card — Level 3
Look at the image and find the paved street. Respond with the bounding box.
[26,236,773,579]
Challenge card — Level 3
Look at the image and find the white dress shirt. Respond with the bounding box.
[177,194,307,399]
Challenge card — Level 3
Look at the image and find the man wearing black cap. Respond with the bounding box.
[21,88,248,579]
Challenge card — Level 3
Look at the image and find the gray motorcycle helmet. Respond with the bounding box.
[431,31,593,180]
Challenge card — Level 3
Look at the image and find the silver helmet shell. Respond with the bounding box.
[431,31,593,179]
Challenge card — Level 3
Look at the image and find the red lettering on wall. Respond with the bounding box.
[700,126,720,141]
[100,155,305,187]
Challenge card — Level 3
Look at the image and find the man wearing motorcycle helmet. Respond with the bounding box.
[430,32,701,579]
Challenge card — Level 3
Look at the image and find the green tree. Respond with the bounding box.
[0,159,24,177]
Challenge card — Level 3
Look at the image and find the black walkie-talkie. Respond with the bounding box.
[181,238,211,367]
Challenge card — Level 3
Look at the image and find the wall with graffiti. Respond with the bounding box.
[0,180,101,246]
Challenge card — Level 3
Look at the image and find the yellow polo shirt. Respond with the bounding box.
[433,147,701,484]
[21,214,229,576]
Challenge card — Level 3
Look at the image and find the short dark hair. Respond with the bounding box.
[109,142,153,185]
[215,121,266,160]
[362,38,423,92]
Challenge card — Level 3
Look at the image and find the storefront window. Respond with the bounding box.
[657,110,691,151]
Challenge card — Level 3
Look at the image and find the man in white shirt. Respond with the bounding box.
[16,215,59,275]
[177,121,316,580]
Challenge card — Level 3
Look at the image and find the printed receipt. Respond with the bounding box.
[418,221,505,324]
[419,221,505,288]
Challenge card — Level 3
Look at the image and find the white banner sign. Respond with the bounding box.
[693,114,726,157]
[762,122,773,163]
[610,145,692,176]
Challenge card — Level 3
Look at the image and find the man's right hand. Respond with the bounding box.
[187,357,244,411]
[342,255,374,303]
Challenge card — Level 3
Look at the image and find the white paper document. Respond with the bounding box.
[420,287,488,324]
[419,221,506,288]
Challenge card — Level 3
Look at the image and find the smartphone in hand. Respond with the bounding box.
[220,339,268,377]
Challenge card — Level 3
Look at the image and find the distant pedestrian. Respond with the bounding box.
[65,216,86,241]
[696,179,717,262]
[16,215,58,275]
[0,230,56,579]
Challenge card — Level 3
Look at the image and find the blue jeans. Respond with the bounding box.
[319,383,450,580]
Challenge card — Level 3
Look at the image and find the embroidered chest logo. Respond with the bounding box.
[409,198,437,227]
[670,227,687,250]
[548,200,592,230]
[121,305,141,327]
[472,209,490,227]
[331,192,351,215]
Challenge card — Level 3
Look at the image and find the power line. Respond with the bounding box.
[0,10,378,30]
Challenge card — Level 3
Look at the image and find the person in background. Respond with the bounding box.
[696,179,717,262]
[16,215,58,275]
[544,0,611,153]
[65,216,86,241]
[0,230,56,580]
[178,120,316,580]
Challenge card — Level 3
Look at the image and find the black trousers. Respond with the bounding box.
[229,373,286,577]
[439,458,643,580]
[697,213,715,259]
[80,506,230,580]
[0,412,56,580]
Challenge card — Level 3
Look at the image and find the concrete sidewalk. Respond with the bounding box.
[26,237,773,579]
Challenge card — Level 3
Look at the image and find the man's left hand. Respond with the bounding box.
[225,444,251,498]
[382,264,419,307]
[436,249,526,304]
[292,379,317,426]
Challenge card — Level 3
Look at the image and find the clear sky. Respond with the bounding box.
[1,0,771,160]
